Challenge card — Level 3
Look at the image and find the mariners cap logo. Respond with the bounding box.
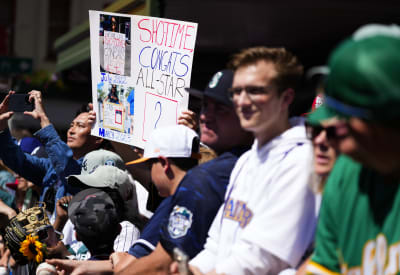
[208,71,223,89]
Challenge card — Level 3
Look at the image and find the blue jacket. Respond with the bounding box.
[0,125,82,206]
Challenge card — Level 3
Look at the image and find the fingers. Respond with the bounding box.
[170,261,179,274]
[0,111,14,131]
[0,91,15,112]
[88,103,93,110]
[23,110,39,120]
[58,196,72,204]
[3,90,15,104]
[178,110,198,130]
[28,90,42,103]
[88,110,97,126]
[0,111,13,120]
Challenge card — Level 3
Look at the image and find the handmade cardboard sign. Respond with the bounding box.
[89,10,198,147]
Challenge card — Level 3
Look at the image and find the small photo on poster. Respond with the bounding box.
[96,82,135,134]
[99,14,131,76]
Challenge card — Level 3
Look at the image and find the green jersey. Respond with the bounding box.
[307,155,400,275]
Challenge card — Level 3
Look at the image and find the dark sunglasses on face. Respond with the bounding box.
[306,124,338,141]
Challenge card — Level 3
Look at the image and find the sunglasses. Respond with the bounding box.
[306,123,338,141]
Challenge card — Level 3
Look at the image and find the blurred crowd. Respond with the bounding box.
[0,23,398,275]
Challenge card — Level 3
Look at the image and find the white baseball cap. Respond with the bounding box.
[80,149,125,175]
[126,125,200,165]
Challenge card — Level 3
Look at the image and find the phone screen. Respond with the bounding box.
[8,94,34,112]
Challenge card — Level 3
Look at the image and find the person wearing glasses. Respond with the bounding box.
[305,95,339,208]
[185,47,317,275]
[306,24,400,275]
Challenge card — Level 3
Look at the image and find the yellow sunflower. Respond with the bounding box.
[19,234,45,263]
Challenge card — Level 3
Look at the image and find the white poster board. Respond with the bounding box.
[89,10,198,148]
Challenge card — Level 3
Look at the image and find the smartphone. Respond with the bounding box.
[8,94,34,112]
[173,247,189,275]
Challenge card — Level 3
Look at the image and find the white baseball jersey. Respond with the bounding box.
[190,117,317,275]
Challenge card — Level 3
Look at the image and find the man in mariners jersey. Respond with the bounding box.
[188,47,317,274]
[305,24,400,275]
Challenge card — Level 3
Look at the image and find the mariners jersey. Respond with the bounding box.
[307,155,400,275]
[191,117,317,275]
[129,148,247,259]
[129,196,173,258]
[159,148,248,259]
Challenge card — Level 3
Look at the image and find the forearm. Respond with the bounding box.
[0,129,46,184]
[213,246,289,275]
[35,125,79,175]
[39,113,51,128]
[53,216,68,232]
[117,244,172,275]
[0,199,16,219]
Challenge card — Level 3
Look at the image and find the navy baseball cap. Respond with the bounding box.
[185,70,233,107]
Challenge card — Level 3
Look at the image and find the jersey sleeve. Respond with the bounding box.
[307,160,344,275]
[113,221,140,252]
[159,168,225,259]
[128,197,173,258]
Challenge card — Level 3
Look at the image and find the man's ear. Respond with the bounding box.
[281,88,295,111]
[158,156,170,173]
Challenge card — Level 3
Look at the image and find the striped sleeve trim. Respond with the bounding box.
[306,261,341,275]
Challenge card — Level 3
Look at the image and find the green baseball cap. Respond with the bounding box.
[308,24,400,127]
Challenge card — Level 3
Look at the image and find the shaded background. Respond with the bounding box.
[0,0,399,139]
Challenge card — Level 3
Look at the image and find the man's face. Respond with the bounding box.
[150,159,170,197]
[232,61,292,142]
[330,117,400,175]
[199,97,249,153]
[311,121,339,177]
[67,113,97,150]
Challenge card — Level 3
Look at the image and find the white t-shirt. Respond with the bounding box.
[191,117,317,275]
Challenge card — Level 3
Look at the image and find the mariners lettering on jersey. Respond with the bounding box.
[338,233,400,275]
[223,198,253,228]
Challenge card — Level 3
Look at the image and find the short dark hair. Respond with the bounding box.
[168,157,198,171]
[228,46,303,93]
[75,103,91,117]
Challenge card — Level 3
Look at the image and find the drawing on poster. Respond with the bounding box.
[99,14,131,76]
[96,81,135,134]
